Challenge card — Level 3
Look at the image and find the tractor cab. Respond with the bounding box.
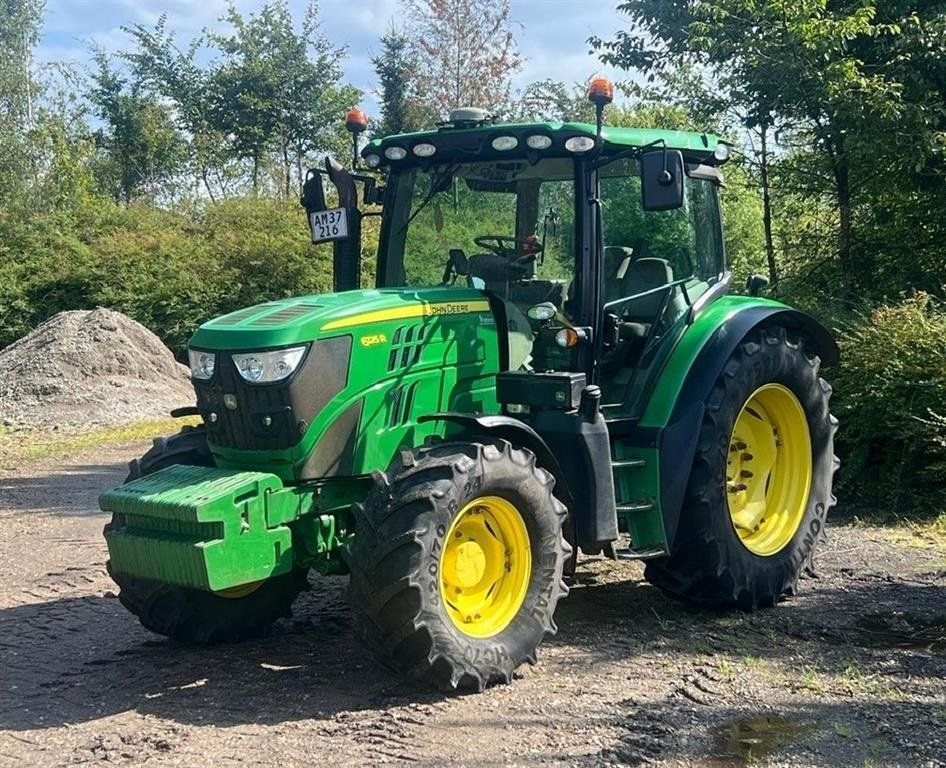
[304,100,731,422]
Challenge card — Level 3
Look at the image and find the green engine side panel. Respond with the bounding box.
[102,464,309,591]
[192,287,502,482]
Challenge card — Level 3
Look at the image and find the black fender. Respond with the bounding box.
[658,306,838,550]
[417,412,575,511]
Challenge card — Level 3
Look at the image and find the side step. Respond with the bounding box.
[604,540,666,560]
[610,450,668,558]
[615,547,666,560]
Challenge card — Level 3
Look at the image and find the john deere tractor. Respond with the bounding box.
[100,83,838,691]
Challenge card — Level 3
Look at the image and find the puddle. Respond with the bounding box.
[708,715,811,766]
[855,612,946,653]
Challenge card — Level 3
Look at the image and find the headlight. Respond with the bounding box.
[231,346,308,384]
[188,349,216,380]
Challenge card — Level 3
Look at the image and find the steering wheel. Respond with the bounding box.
[473,235,543,262]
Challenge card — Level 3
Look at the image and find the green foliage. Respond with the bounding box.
[122,1,359,198]
[0,0,44,205]
[833,293,946,515]
[0,197,334,357]
[89,49,185,203]
[371,24,424,136]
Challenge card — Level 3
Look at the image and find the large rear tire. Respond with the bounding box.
[346,439,570,691]
[105,426,309,643]
[644,325,838,609]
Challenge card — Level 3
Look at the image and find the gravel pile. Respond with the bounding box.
[0,308,194,430]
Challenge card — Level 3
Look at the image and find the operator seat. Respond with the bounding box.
[618,257,686,337]
[601,257,687,372]
[603,239,650,304]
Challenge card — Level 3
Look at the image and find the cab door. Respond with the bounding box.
[593,158,727,417]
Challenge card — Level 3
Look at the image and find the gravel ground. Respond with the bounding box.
[0,441,944,768]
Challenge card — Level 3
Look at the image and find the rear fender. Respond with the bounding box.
[641,298,838,549]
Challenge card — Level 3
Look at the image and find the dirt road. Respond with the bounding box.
[1,441,944,767]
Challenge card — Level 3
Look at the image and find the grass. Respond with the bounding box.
[0,417,199,471]
[797,661,903,701]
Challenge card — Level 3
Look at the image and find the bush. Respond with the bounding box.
[833,292,946,517]
[0,197,340,358]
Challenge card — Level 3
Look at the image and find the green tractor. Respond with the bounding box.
[100,85,838,691]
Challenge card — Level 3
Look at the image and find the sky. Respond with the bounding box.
[36,0,634,113]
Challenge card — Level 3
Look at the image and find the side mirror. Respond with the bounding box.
[746,274,770,296]
[640,149,685,211]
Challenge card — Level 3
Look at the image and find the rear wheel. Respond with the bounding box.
[346,439,570,691]
[644,325,838,609]
[105,427,309,643]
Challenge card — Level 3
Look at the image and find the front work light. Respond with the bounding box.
[188,350,216,380]
[385,146,407,161]
[565,136,595,153]
[491,136,518,151]
[526,134,552,150]
[413,143,436,157]
[232,346,308,384]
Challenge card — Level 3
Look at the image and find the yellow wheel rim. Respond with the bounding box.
[726,384,812,556]
[214,581,263,599]
[439,495,531,638]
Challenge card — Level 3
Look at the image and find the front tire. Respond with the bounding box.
[346,439,570,691]
[645,325,838,609]
[105,427,309,643]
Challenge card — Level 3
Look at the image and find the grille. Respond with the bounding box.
[388,381,419,427]
[193,337,351,451]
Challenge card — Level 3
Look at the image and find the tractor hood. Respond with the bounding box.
[189,286,491,351]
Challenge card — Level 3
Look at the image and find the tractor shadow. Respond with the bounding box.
[0,461,128,516]
[552,560,945,674]
[1,559,943,734]
[0,573,442,732]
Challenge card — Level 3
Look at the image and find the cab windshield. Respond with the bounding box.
[381,157,578,317]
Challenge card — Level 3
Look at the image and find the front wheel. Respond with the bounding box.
[346,439,570,691]
[645,325,838,609]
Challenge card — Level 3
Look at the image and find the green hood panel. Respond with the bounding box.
[190,286,491,351]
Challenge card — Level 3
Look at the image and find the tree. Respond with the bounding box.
[0,0,44,205]
[403,0,522,118]
[371,23,421,136]
[122,16,232,201]
[123,1,359,198]
[89,51,185,204]
[592,1,946,306]
[206,0,358,194]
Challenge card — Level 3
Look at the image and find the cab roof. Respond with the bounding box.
[363,121,724,169]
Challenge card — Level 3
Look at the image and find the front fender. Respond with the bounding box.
[641,296,837,549]
[417,412,574,511]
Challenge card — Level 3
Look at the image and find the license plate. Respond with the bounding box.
[309,208,349,243]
